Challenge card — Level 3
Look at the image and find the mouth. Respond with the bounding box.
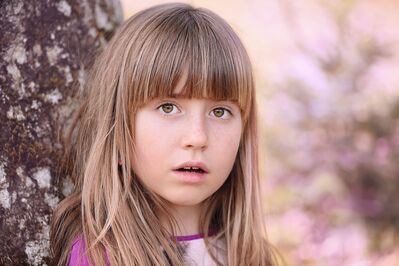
[173,161,209,174]
[173,161,209,183]
[173,168,208,183]
[174,167,207,173]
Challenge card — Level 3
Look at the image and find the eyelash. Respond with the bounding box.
[156,102,233,119]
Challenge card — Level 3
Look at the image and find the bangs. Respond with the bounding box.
[128,6,253,121]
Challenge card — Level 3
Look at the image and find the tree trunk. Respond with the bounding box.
[0,0,123,265]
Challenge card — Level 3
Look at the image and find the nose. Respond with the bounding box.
[181,113,208,150]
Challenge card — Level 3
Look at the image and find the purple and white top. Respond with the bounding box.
[68,233,226,266]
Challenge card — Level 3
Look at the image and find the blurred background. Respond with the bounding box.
[122,1,399,265]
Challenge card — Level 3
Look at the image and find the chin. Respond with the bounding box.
[163,193,210,207]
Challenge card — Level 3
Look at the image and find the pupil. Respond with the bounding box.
[214,109,224,117]
[162,104,173,113]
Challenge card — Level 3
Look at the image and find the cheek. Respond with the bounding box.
[135,115,168,150]
[213,122,242,149]
[132,115,175,177]
[213,126,242,171]
[136,116,177,146]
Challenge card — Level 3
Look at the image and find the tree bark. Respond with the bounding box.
[0,0,123,265]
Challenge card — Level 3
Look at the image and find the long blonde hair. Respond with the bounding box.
[51,3,277,265]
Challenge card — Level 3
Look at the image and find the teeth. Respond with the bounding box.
[179,166,204,172]
[183,167,200,170]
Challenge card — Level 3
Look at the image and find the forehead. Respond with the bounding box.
[164,77,238,105]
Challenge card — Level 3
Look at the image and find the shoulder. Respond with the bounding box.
[68,235,111,266]
[68,235,91,266]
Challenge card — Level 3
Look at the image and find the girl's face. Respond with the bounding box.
[131,84,242,208]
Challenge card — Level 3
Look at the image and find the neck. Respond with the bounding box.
[159,203,202,236]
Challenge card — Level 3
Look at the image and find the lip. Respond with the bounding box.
[173,161,210,173]
[173,170,208,183]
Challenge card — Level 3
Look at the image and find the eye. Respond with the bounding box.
[212,107,232,119]
[157,102,180,115]
[156,102,233,119]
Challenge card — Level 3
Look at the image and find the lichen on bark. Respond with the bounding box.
[0,0,123,265]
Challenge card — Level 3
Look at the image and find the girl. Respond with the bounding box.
[51,2,278,266]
